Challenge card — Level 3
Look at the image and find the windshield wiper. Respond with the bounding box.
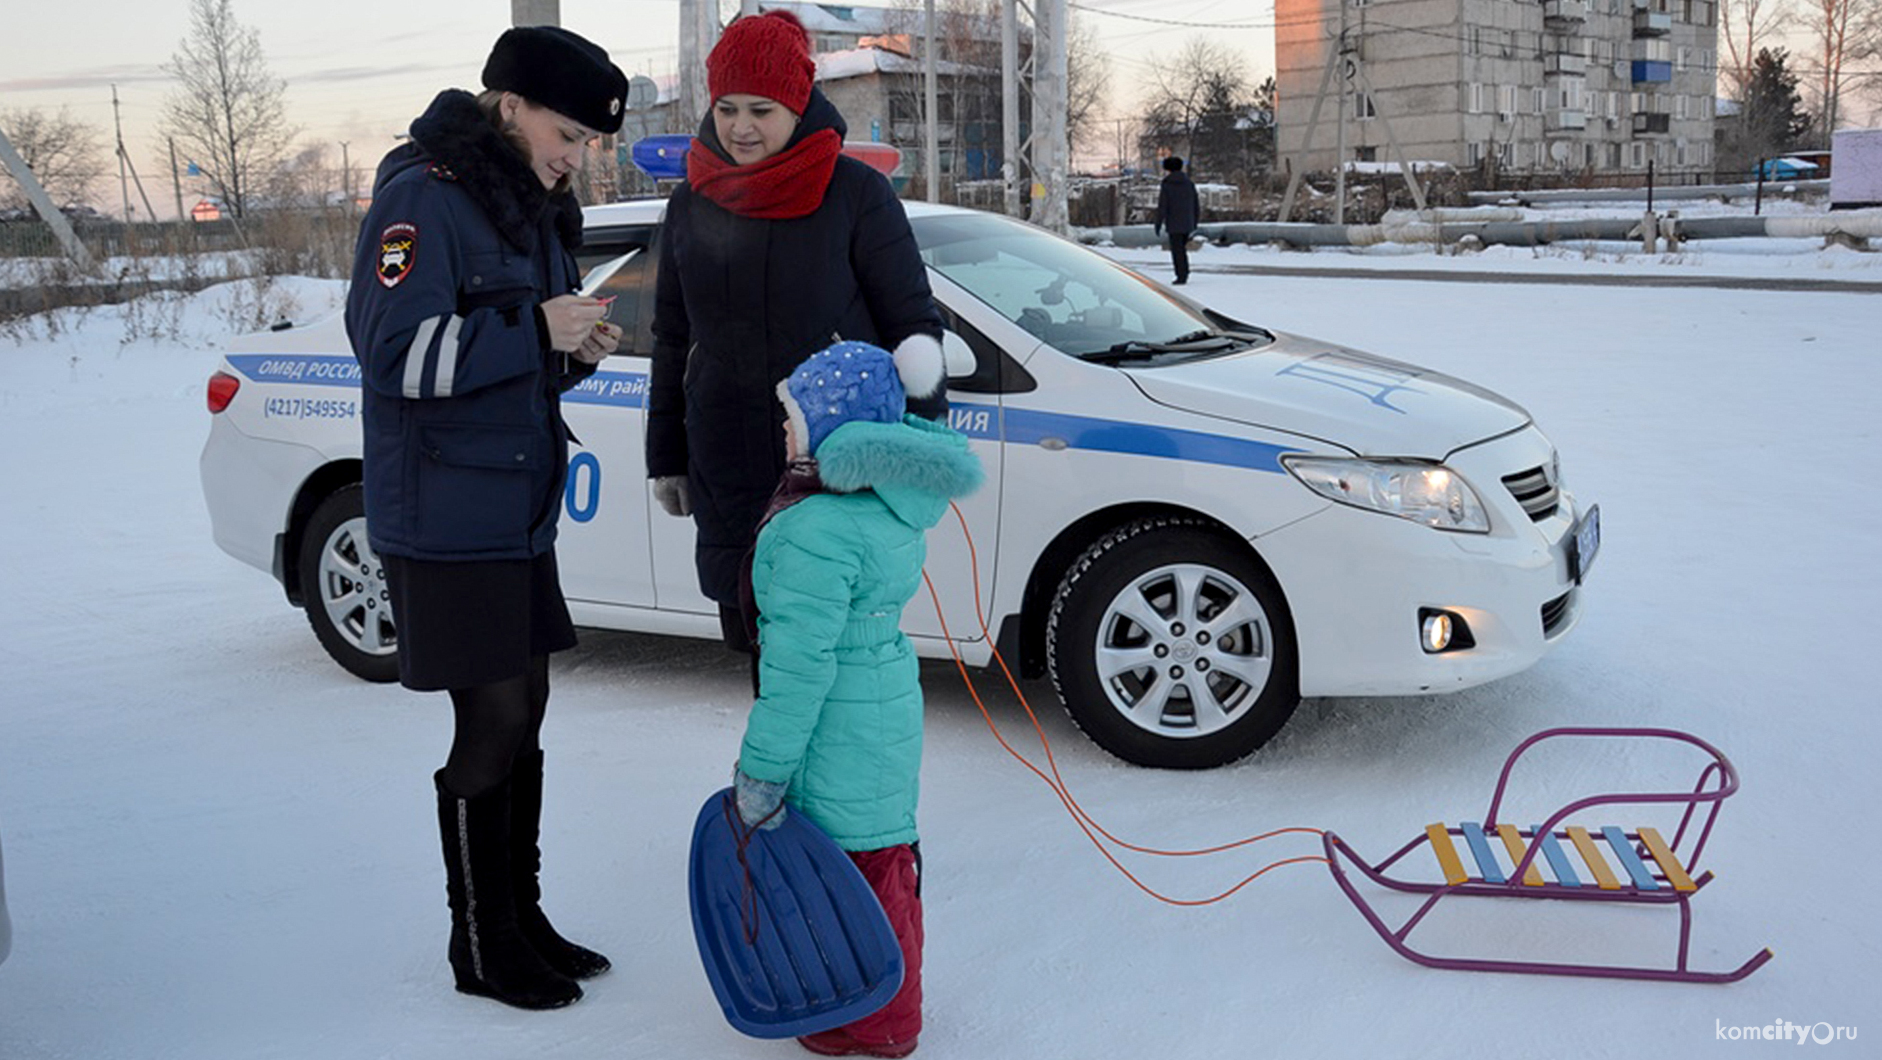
[1161,329,1222,346]
[1079,331,1249,364]
[1080,340,1162,364]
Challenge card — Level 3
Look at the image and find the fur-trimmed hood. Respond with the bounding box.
[815,414,983,531]
[375,89,583,253]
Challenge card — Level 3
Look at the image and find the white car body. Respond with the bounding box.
[1,827,10,965]
[201,200,1595,767]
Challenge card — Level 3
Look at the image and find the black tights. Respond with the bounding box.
[441,654,550,797]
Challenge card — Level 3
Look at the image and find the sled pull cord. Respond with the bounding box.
[924,502,1329,908]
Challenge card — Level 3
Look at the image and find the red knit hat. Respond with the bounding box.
[707,11,815,115]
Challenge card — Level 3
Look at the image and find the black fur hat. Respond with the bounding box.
[482,26,628,135]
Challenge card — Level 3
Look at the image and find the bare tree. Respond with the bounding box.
[1799,0,1880,130]
[1137,38,1260,182]
[0,107,107,213]
[1719,0,1793,98]
[1064,10,1110,157]
[879,0,1107,195]
[160,0,298,218]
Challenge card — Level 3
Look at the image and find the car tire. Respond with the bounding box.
[298,485,399,683]
[1046,517,1299,769]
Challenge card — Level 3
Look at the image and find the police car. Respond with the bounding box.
[200,200,1598,769]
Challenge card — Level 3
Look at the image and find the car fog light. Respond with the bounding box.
[1419,609,1475,654]
[1422,612,1453,652]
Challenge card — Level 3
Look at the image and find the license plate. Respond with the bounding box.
[1569,504,1601,584]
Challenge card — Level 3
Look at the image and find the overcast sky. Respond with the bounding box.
[1,0,1271,218]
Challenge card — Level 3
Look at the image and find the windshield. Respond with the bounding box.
[911,212,1264,362]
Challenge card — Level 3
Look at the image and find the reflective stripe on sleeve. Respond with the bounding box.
[403,316,442,398]
[433,315,465,397]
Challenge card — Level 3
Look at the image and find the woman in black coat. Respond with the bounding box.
[645,10,947,651]
[344,27,625,1011]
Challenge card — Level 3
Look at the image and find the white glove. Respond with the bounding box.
[652,475,692,517]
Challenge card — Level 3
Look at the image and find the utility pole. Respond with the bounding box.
[339,141,352,210]
[677,0,721,132]
[112,84,132,221]
[510,0,559,25]
[1000,0,1019,217]
[169,137,186,223]
[925,0,939,202]
[0,127,94,268]
[1333,0,1349,225]
[1028,0,1069,232]
[1279,0,1423,221]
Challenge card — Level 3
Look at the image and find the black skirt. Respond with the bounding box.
[380,549,578,692]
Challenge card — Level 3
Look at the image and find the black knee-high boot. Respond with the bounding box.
[508,750,611,979]
[436,772,582,1009]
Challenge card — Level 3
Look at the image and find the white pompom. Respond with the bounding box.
[892,333,945,398]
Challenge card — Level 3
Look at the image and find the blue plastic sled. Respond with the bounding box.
[688,787,904,1038]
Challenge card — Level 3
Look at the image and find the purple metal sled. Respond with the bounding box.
[1325,727,1773,984]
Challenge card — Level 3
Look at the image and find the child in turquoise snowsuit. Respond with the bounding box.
[733,340,983,1058]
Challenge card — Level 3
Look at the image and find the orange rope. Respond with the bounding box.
[924,501,1329,907]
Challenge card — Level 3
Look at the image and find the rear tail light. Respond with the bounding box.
[206,370,240,413]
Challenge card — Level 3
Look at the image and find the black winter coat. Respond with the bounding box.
[1156,171,1201,235]
[647,90,945,606]
[346,90,594,562]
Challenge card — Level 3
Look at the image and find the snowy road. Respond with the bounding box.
[1,263,1878,1058]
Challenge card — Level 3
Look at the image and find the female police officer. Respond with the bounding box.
[345,26,625,1010]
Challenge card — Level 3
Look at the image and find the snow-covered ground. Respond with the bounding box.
[1103,223,1882,284]
[1,255,1878,1058]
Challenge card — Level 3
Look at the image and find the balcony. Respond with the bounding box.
[1547,109,1589,132]
[1546,52,1589,76]
[1633,111,1671,134]
[1631,59,1673,82]
[1633,10,1672,35]
[1544,0,1587,26]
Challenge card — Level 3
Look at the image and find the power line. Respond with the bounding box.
[1066,1,1284,30]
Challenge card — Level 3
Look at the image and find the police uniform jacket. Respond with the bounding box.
[346,90,595,562]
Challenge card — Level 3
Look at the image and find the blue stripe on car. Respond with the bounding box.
[224,356,1295,473]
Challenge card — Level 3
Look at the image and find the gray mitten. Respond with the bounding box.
[652,475,692,517]
[732,769,787,831]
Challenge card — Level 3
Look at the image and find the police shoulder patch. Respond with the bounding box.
[377,222,418,288]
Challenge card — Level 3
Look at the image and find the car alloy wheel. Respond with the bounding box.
[297,485,399,682]
[1047,516,1298,769]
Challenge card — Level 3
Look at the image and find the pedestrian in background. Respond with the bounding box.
[645,10,948,665]
[1155,155,1201,285]
[345,26,626,1010]
[732,341,984,1057]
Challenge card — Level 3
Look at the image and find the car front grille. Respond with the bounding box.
[1541,590,1574,637]
[1502,464,1560,521]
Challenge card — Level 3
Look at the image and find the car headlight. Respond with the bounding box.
[1283,456,1491,533]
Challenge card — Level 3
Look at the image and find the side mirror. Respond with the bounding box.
[941,330,977,380]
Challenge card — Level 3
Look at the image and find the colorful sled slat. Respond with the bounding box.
[1637,827,1698,892]
[1323,727,1770,985]
[1426,824,1469,885]
[1566,826,1624,890]
[1531,826,1582,888]
[1602,826,1660,891]
[1460,822,1507,884]
[1496,824,1546,886]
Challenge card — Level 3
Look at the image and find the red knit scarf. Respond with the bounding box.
[686,128,842,219]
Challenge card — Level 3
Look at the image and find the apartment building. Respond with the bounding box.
[1275,0,1719,179]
